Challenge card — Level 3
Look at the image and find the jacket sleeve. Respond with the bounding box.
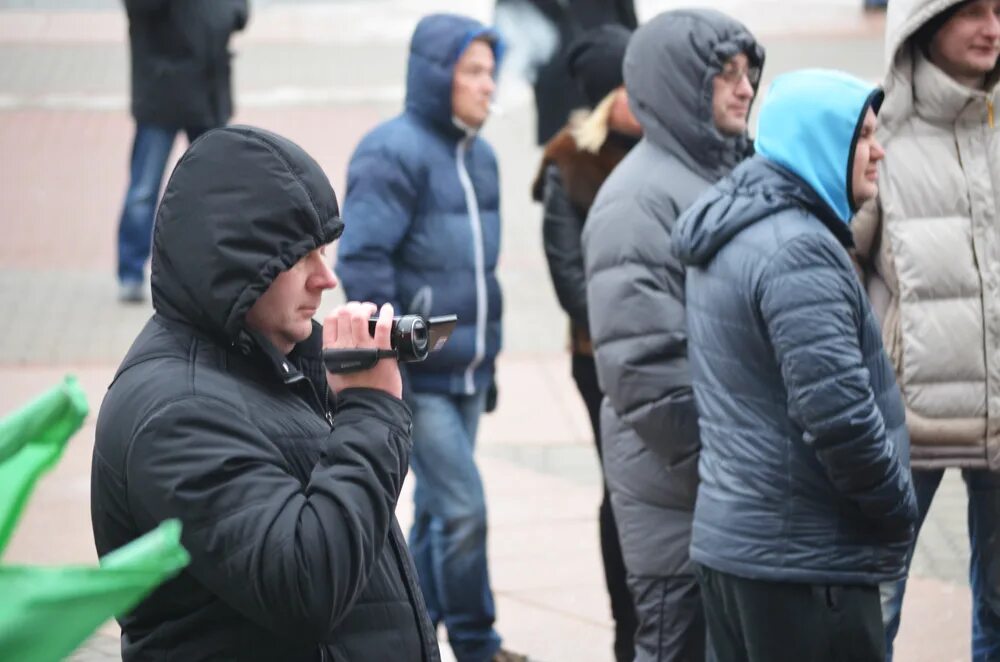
[125,388,412,641]
[336,144,417,314]
[541,164,589,328]
[758,235,916,528]
[583,195,700,466]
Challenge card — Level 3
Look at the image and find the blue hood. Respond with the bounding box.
[755,69,882,223]
[405,13,504,133]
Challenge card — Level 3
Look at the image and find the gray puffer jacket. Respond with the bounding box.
[582,9,763,579]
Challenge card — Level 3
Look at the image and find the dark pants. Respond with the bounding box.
[408,389,501,662]
[629,574,705,662]
[572,353,637,662]
[698,565,885,662]
[117,123,207,284]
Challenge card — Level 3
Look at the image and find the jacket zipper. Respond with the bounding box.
[292,373,334,430]
[988,98,995,129]
[455,137,488,395]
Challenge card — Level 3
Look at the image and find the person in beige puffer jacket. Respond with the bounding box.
[852,0,1000,659]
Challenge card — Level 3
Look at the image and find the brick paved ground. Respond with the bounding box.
[0,2,976,660]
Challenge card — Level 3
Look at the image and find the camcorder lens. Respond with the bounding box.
[369,315,430,362]
[410,319,428,354]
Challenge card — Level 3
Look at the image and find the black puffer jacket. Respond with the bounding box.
[502,0,637,144]
[674,154,917,584]
[532,122,634,341]
[124,0,248,128]
[91,126,439,661]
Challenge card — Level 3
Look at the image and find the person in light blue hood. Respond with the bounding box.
[672,69,918,661]
[337,14,526,662]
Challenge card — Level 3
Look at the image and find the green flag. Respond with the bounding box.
[0,377,190,662]
[0,519,190,662]
[0,375,88,552]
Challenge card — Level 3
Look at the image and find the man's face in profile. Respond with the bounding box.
[850,108,885,208]
[929,0,1000,84]
[244,246,337,355]
[452,39,496,129]
[712,52,758,136]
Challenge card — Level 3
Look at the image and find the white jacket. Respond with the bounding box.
[854,0,1000,469]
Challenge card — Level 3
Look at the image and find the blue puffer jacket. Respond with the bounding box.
[337,14,503,396]
[673,70,918,584]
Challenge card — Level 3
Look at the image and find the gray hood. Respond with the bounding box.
[624,9,764,182]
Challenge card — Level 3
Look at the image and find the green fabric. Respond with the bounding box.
[0,520,190,661]
[0,376,190,662]
[0,376,88,551]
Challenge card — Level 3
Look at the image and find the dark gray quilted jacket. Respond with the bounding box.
[674,155,918,584]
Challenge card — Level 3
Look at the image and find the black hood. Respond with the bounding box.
[151,125,344,343]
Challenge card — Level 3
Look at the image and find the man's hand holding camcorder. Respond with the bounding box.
[324,302,403,399]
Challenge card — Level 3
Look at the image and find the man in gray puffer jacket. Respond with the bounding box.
[582,9,763,660]
[674,69,918,661]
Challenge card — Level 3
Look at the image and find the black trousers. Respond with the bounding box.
[629,574,706,662]
[572,353,638,662]
[697,565,886,662]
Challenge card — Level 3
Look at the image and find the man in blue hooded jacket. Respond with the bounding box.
[672,70,919,661]
[336,14,523,662]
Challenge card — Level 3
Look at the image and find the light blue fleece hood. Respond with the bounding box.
[755,69,883,223]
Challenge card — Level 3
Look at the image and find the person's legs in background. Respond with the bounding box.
[116,123,177,300]
[409,479,441,626]
[408,389,501,662]
[572,352,636,662]
[964,468,1000,662]
[880,468,944,661]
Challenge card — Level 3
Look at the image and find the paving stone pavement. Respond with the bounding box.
[0,2,978,660]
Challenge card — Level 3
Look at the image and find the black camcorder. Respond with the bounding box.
[323,314,458,374]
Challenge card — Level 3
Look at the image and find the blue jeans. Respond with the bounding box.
[881,468,1000,662]
[117,123,206,284]
[408,390,501,662]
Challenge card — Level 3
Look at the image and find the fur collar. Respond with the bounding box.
[531,111,633,212]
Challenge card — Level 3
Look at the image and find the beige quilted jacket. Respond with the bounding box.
[853,0,1000,470]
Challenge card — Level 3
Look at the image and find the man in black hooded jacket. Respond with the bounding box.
[91,126,440,662]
